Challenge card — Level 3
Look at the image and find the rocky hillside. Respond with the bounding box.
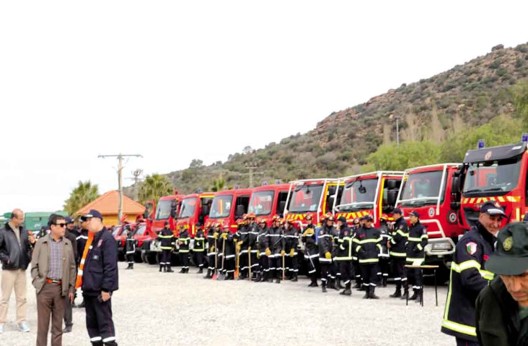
[135,42,528,194]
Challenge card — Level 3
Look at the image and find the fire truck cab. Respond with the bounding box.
[206,188,253,233]
[335,171,403,227]
[396,164,465,258]
[176,192,214,237]
[151,194,185,232]
[284,178,343,229]
[247,183,291,226]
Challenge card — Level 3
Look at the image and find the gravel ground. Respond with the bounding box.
[0,263,453,346]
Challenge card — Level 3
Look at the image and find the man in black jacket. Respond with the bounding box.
[476,222,528,346]
[389,208,408,298]
[80,209,119,346]
[0,209,36,333]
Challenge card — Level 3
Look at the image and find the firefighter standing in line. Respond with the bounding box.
[193,224,206,274]
[355,215,382,299]
[301,214,319,287]
[158,222,174,273]
[177,225,191,273]
[220,225,236,280]
[235,215,251,280]
[405,211,428,302]
[247,217,260,280]
[255,219,269,282]
[283,220,299,281]
[265,216,285,283]
[441,201,504,345]
[329,214,341,290]
[74,216,90,309]
[388,208,408,298]
[335,216,354,296]
[318,215,335,293]
[378,215,391,287]
[352,217,364,290]
[125,224,136,270]
[204,223,219,279]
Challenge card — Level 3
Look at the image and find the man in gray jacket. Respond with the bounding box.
[31,214,76,346]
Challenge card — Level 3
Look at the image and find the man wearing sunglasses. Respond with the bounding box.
[31,214,76,346]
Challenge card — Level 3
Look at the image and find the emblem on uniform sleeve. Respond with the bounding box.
[466,242,477,255]
[503,237,513,251]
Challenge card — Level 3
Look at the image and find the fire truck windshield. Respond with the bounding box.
[155,200,172,220]
[178,198,197,218]
[209,195,233,218]
[288,184,323,213]
[337,178,378,211]
[399,171,443,206]
[463,157,522,195]
[248,191,274,216]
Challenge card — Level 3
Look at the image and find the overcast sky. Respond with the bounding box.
[1,0,527,213]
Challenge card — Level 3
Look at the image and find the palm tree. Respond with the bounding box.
[138,174,174,204]
[64,181,100,215]
[211,176,226,192]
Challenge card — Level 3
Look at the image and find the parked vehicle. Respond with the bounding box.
[205,188,253,232]
[247,183,291,226]
[176,192,214,237]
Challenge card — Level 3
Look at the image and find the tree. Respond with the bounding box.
[511,80,528,127]
[189,159,204,169]
[211,176,226,192]
[367,141,441,171]
[138,174,174,204]
[64,181,99,215]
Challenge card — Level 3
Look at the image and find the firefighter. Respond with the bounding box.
[247,216,260,280]
[125,224,136,270]
[266,216,285,283]
[158,222,175,273]
[318,215,335,293]
[235,214,251,280]
[388,208,408,298]
[355,215,382,299]
[283,219,299,281]
[351,217,363,289]
[193,224,206,274]
[405,211,428,302]
[255,219,269,282]
[216,224,225,277]
[335,216,353,296]
[178,225,191,273]
[302,214,319,287]
[204,223,219,279]
[441,201,504,344]
[220,225,236,280]
[328,213,341,290]
[378,215,391,287]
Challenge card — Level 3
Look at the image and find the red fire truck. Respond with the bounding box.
[284,178,343,229]
[150,193,185,232]
[206,188,254,233]
[395,164,465,260]
[247,183,291,226]
[335,171,403,227]
[175,192,215,236]
[455,139,528,229]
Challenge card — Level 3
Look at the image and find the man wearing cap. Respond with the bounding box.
[74,215,90,309]
[355,215,382,299]
[475,222,528,345]
[265,216,285,284]
[177,225,190,274]
[378,215,391,287]
[405,211,428,302]
[441,201,504,345]
[204,223,218,279]
[335,216,354,296]
[255,219,270,282]
[63,216,78,333]
[317,215,336,292]
[234,215,251,280]
[78,210,119,346]
[158,222,174,273]
[389,208,408,298]
[351,217,363,289]
[301,215,319,287]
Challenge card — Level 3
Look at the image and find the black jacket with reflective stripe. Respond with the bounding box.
[389,217,408,257]
[406,222,427,261]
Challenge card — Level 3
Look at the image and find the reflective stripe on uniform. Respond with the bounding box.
[389,251,406,257]
[451,260,494,280]
[358,258,379,264]
[441,320,476,337]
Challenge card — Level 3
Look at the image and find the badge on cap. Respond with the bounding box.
[503,236,513,251]
[466,242,477,255]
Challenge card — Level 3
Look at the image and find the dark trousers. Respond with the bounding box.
[338,261,354,285]
[360,263,379,287]
[305,254,319,277]
[249,251,258,275]
[407,267,423,289]
[207,254,216,271]
[378,257,390,278]
[84,294,116,344]
[224,258,235,275]
[391,257,407,286]
[320,262,330,284]
[160,250,172,266]
[329,261,339,281]
[259,253,269,276]
[64,294,73,328]
[179,252,190,269]
[194,251,205,269]
[125,253,134,265]
[455,338,479,346]
[239,250,249,276]
[37,283,65,346]
[268,256,283,279]
[353,260,362,282]
[286,255,298,275]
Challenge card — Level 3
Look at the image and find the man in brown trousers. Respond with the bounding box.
[31,214,76,346]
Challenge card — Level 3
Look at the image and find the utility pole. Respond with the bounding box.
[389,114,401,146]
[132,169,143,200]
[98,153,142,224]
[244,160,259,188]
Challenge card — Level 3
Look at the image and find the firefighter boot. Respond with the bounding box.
[204,269,212,279]
[408,289,418,301]
[126,263,133,270]
[328,279,338,290]
[275,276,281,284]
[369,286,380,299]
[362,286,370,299]
[382,276,388,287]
[336,279,344,290]
[353,277,362,289]
[340,282,352,296]
[415,288,423,304]
[308,275,318,287]
[166,265,174,273]
[103,341,118,346]
[291,273,298,282]
[321,281,327,293]
[390,283,402,298]
[91,342,104,346]
[401,283,409,300]
[159,264,163,272]
[198,267,203,274]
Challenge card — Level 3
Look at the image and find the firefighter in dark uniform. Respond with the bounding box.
[125,224,136,270]
[388,208,408,298]
[177,225,191,273]
[256,218,270,282]
[247,217,260,280]
[204,223,219,279]
[78,210,118,346]
[405,211,428,302]
[378,215,391,287]
[216,224,225,276]
[335,216,354,296]
[157,222,174,272]
[355,215,381,299]
[193,224,206,274]
[265,216,285,283]
[283,219,299,281]
[318,215,335,293]
[441,201,504,345]
[235,215,251,280]
[301,214,319,287]
[352,217,364,289]
[328,214,341,290]
[74,216,90,309]
[220,225,236,280]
